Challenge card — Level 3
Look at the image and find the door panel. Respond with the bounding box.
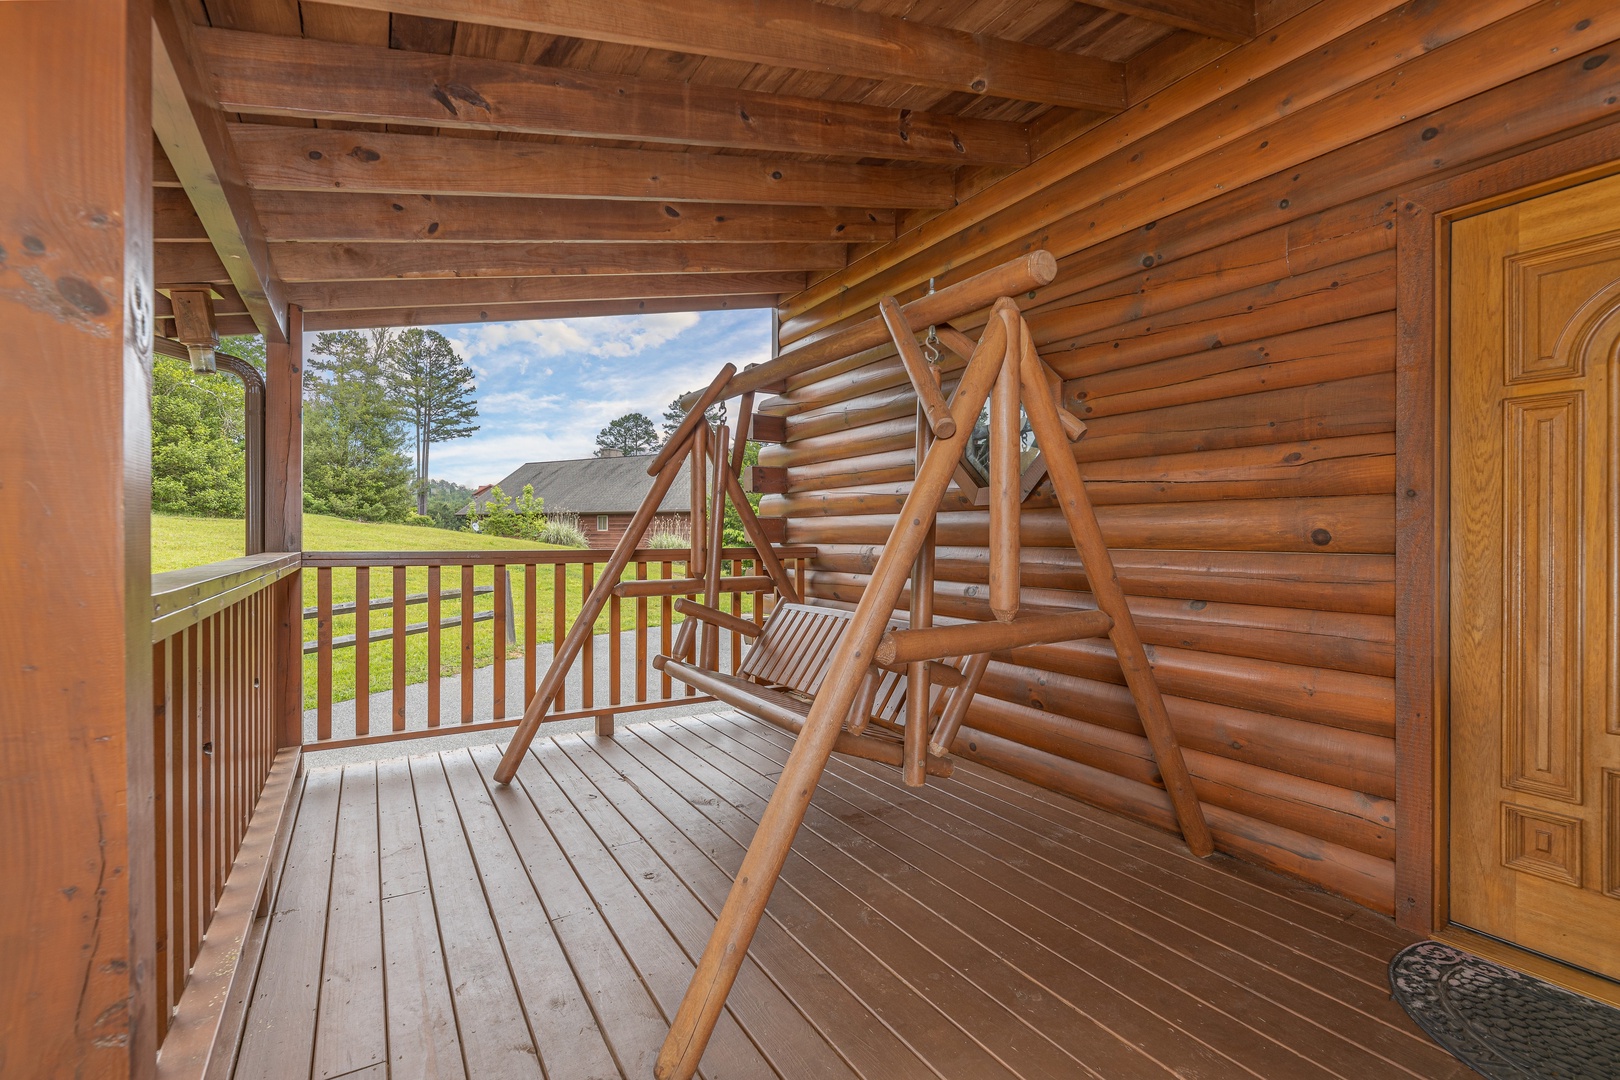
[1449,169,1620,981]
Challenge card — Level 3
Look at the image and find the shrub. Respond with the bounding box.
[645,514,690,549]
[405,513,438,527]
[535,511,587,547]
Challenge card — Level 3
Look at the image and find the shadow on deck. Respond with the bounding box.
[230,711,1469,1080]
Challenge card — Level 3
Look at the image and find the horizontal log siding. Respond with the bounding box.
[769,1,1620,914]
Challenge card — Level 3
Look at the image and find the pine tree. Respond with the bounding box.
[302,329,414,522]
[595,412,661,456]
[385,328,480,514]
[659,395,726,443]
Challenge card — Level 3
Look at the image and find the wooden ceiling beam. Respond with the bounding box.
[152,0,289,341]
[264,242,848,282]
[198,29,1031,166]
[230,125,957,210]
[253,191,894,244]
[1080,0,1256,42]
[316,0,1126,109]
[284,271,807,312]
[297,293,780,332]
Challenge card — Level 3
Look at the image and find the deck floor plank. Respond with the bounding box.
[467,744,667,1079]
[234,768,342,1080]
[559,732,943,1080]
[607,727,1029,1080]
[313,765,387,1080]
[698,714,1469,1080]
[375,758,466,1080]
[236,713,1466,1080]
[409,755,546,1080]
[437,749,622,1080]
[532,738,859,1080]
[504,744,781,1080]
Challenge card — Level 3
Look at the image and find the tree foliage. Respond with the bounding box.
[151,353,247,516]
[387,328,479,514]
[302,329,415,522]
[421,478,476,530]
[660,395,725,443]
[466,483,544,539]
[595,412,660,456]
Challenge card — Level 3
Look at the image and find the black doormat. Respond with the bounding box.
[1389,941,1620,1078]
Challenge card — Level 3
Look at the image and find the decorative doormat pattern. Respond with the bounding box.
[1389,941,1620,1078]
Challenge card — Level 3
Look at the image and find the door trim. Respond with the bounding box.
[1395,120,1620,936]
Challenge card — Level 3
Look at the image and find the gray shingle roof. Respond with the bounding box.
[462,454,692,516]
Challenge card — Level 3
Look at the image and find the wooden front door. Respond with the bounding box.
[1449,170,1620,980]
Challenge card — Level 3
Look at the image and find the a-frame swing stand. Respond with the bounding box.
[491,251,1215,1080]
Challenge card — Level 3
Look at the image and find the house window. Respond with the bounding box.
[597,515,610,532]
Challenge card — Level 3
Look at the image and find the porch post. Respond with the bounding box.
[265,305,304,747]
[0,0,157,1075]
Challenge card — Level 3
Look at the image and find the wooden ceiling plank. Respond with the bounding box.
[156,243,233,286]
[299,293,781,332]
[152,0,289,340]
[230,125,957,209]
[284,271,809,312]
[268,242,848,281]
[254,191,895,244]
[1082,0,1256,41]
[313,0,1126,108]
[197,28,1032,166]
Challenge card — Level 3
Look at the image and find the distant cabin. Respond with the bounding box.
[462,450,692,550]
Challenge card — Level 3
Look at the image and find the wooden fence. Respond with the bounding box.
[149,553,300,1049]
[300,546,811,749]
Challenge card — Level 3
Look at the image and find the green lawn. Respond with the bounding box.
[154,514,759,710]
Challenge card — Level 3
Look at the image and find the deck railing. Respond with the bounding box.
[300,545,811,750]
[149,553,300,1049]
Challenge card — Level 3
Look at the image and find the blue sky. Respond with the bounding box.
[425,308,773,487]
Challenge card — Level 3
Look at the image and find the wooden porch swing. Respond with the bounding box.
[492,250,1214,1080]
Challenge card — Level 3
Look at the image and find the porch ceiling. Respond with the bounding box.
[151,0,1280,339]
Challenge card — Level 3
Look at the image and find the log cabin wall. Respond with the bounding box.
[761,0,1620,916]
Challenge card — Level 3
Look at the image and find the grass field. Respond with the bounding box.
[153,514,756,710]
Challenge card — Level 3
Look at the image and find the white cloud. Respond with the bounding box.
[447,311,701,366]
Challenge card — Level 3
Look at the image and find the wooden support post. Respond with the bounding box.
[0,1,157,1072]
[845,667,881,735]
[689,421,708,578]
[988,308,1023,624]
[701,425,729,669]
[929,652,992,758]
[905,363,938,787]
[266,306,304,749]
[881,295,956,439]
[594,712,615,737]
[730,392,755,475]
[1017,337,1215,858]
[494,365,734,783]
[655,304,1010,1080]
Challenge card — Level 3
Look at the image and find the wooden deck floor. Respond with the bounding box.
[230,711,1472,1080]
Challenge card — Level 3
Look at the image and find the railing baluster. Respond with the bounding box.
[427,565,441,728]
[729,559,743,675]
[524,563,537,709]
[152,637,170,1036]
[660,559,674,699]
[635,561,648,703]
[610,583,622,713]
[581,562,594,712]
[317,566,332,742]
[392,566,407,732]
[354,566,371,737]
[493,563,507,719]
[461,564,475,724]
[552,563,566,712]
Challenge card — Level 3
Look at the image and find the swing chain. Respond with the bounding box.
[923,277,940,365]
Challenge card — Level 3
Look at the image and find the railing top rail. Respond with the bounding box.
[151,551,299,641]
[299,545,817,568]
